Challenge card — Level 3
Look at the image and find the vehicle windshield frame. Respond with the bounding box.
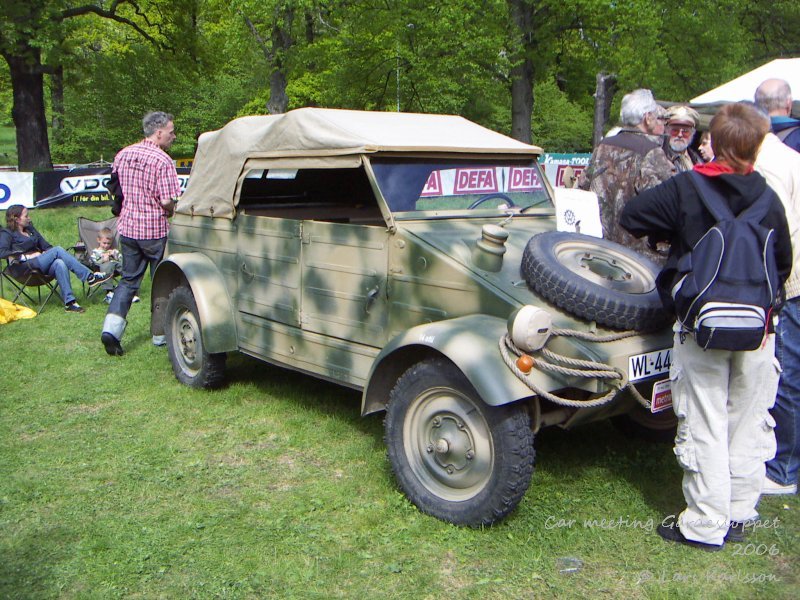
[368,157,553,220]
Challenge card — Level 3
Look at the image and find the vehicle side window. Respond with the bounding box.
[238,167,384,225]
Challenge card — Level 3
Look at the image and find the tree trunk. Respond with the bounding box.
[51,65,65,134]
[267,7,294,115]
[268,70,289,114]
[592,72,617,147]
[5,48,52,171]
[510,58,534,144]
[508,0,535,144]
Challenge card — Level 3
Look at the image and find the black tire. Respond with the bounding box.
[521,231,671,331]
[384,358,534,526]
[612,406,677,444]
[166,285,226,388]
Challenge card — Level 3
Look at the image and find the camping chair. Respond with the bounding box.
[0,255,60,313]
[72,216,120,299]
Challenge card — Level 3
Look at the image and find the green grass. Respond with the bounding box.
[1,206,799,599]
[0,125,17,166]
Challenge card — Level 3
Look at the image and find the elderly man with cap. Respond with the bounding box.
[663,105,703,172]
[579,88,675,264]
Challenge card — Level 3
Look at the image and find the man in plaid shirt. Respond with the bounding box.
[102,111,181,356]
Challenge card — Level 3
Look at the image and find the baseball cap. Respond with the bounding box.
[664,105,699,128]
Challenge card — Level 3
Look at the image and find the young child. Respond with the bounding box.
[91,228,138,303]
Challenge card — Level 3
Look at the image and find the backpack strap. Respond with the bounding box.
[738,185,776,223]
[688,171,774,224]
[776,125,799,143]
[688,171,733,221]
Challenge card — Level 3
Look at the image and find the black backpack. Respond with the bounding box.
[672,172,780,351]
[107,171,124,217]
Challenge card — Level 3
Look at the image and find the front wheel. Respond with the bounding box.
[165,285,226,388]
[384,358,534,526]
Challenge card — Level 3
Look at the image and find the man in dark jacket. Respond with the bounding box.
[620,103,792,551]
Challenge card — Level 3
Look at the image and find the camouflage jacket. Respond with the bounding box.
[579,129,675,264]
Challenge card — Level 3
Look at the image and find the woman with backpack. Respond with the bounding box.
[620,102,793,551]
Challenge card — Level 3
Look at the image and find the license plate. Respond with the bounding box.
[628,348,672,382]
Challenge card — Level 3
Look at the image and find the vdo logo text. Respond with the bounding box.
[59,175,112,195]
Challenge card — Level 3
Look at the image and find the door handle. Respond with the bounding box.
[241,262,254,282]
[365,286,380,313]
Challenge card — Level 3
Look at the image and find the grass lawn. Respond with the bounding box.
[1,206,798,598]
[0,125,16,166]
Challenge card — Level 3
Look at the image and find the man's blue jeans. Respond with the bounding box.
[105,236,166,331]
[29,246,91,305]
[767,297,800,487]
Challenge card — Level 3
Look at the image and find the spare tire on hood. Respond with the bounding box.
[521,231,672,331]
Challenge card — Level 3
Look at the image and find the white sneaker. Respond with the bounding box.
[762,477,798,495]
[152,335,167,347]
[133,295,141,303]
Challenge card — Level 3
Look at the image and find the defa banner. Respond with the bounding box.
[35,167,191,207]
[420,167,544,197]
[0,172,35,208]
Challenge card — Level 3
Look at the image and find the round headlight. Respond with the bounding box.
[507,305,552,352]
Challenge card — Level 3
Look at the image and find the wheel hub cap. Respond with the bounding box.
[429,416,473,472]
[405,389,493,501]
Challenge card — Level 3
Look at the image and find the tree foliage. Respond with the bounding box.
[2,0,799,166]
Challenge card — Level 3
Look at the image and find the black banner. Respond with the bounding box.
[34,167,191,208]
[35,168,115,207]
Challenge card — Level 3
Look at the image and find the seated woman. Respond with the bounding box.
[0,205,112,312]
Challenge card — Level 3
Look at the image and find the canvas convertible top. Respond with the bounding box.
[176,107,543,219]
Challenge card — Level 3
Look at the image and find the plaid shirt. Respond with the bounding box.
[114,139,181,239]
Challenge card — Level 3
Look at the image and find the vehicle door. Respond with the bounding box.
[300,221,390,347]
[236,213,302,328]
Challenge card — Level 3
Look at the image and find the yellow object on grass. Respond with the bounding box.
[0,298,37,324]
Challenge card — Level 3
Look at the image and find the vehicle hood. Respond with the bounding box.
[398,214,573,316]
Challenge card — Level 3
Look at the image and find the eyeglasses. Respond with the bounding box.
[667,125,695,137]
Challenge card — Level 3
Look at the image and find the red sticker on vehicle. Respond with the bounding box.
[420,170,443,197]
[651,379,673,413]
[454,168,498,194]
[508,167,542,192]
[554,165,586,187]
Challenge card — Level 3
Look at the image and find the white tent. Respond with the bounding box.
[691,58,800,104]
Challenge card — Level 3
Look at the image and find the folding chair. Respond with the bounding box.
[72,216,120,299]
[0,256,60,313]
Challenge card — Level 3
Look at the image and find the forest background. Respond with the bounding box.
[2,0,799,170]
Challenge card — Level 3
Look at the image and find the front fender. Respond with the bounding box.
[361,314,562,415]
[152,253,238,353]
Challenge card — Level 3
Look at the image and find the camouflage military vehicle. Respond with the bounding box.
[152,108,674,526]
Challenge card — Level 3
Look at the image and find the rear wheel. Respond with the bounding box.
[166,285,226,388]
[384,358,534,526]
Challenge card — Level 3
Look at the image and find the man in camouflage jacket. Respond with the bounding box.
[579,89,675,265]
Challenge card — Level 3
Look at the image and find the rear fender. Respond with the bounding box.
[152,253,237,353]
[361,314,561,415]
